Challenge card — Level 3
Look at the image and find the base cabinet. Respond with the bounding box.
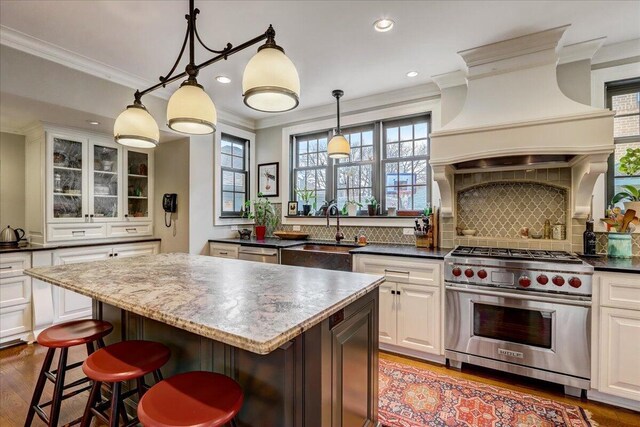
[354,254,443,359]
[0,253,33,345]
[591,271,640,409]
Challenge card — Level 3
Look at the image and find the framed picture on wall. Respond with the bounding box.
[257,162,279,197]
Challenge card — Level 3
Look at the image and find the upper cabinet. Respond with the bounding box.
[26,124,154,244]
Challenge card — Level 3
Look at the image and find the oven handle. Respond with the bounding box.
[445,284,592,307]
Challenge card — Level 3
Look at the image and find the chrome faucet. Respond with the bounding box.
[326,202,344,244]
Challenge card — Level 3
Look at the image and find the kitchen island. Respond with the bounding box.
[26,253,384,427]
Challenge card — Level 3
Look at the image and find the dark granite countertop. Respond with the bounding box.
[209,238,451,259]
[0,238,161,254]
[580,255,640,274]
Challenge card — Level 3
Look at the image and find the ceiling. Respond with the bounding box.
[1,0,639,123]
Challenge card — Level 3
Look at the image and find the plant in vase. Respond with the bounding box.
[243,193,278,240]
[613,147,640,214]
[341,200,362,216]
[365,196,378,216]
[296,189,315,216]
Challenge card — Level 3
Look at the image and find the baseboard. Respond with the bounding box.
[587,389,640,411]
[380,343,446,365]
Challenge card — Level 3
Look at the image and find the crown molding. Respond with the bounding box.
[255,83,441,130]
[592,38,640,65]
[558,37,606,65]
[0,125,25,135]
[431,70,467,89]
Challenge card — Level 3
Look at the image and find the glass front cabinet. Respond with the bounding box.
[39,127,153,242]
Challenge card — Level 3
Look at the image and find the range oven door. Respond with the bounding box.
[445,284,591,380]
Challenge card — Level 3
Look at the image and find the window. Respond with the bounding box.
[606,79,640,208]
[292,132,328,207]
[290,114,430,215]
[382,117,429,211]
[220,133,248,216]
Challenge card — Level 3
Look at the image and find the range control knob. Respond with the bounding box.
[537,275,549,285]
[568,277,582,288]
[452,267,462,277]
[465,269,474,278]
[477,270,488,279]
[519,276,532,287]
[552,275,565,286]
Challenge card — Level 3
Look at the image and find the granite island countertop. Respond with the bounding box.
[25,253,384,354]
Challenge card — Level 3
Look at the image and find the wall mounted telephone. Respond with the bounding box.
[163,193,177,227]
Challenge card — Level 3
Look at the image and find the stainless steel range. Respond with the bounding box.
[444,246,594,396]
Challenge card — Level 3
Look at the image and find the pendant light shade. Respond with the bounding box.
[242,46,300,112]
[328,134,350,158]
[327,89,350,159]
[167,82,217,134]
[114,103,159,148]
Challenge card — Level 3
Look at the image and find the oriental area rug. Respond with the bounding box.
[379,359,596,427]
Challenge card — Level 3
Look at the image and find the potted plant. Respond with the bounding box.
[613,148,640,214]
[296,189,315,216]
[365,196,378,216]
[342,200,362,216]
[243,193,278,240]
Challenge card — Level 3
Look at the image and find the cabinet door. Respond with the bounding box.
[599,307,640,401]
[124,149,152,221]
[52,247,112,323]
[48,132,89,222]
[396,283,441,355]
[89,139,121,222]
[378,281,396,345]
[114,242,159,258]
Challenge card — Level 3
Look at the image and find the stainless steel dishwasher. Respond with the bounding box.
[238,246,279,263]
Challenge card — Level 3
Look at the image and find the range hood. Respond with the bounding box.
[430,25,614,218]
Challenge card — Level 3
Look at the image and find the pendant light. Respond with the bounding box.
[113,0,300,147]
[113,101,159,148]
[328,90,350,159]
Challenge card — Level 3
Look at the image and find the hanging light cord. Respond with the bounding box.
[332,89,344,133]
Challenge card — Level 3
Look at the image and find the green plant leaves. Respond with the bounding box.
[619,147,640,176]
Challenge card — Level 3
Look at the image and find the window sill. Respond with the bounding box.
[285,215,421,219]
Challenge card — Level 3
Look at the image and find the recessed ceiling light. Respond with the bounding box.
[406,71,418,78]
[373,18,394,32]
[216,75,231,84]
[87,120,100,125]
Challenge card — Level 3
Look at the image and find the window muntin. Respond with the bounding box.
[221,133,248,216]
[293,132,329,206]
[335,125,376,211]
[382,116,430,211]
[607,80,640,208]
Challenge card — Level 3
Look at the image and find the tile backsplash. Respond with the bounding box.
[596,232,640,256]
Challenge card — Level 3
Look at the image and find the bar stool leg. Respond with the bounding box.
[48,347,68,427]
[80,380,102,427]
[109,381,121,427]
[24,348,55,427]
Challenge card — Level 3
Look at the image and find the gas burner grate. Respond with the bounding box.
[451,246,582,264]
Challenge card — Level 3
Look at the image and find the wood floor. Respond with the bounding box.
[1,342,638,426]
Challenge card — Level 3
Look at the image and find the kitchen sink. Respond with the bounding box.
[280,243,356,271]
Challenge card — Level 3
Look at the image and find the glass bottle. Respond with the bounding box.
[583,219,596,255]
[543,219,551,239]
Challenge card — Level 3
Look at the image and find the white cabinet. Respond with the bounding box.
[591,271,640,409]
[50,241,160,323]
[0,253,32,345]
[25,123,154,245]
[209,242,240,259]
[354,254,443,360]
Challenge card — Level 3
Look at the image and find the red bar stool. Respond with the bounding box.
[25,319,113,427]
[80,340,170,427]
[138,371,243,427]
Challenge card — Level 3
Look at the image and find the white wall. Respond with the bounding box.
[0,132,26,229]
[154,138,190,253]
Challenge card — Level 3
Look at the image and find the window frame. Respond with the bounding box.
[220,133,250,217]
[290,130,332,209]
[606,78,640,206]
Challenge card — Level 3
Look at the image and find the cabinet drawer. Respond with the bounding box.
[113,242,159,258]
[0,276,32,308]
[107,223,153,238]
[209,243,240,259]
[354,254,441,286]
[600,273,640,310]
[47,224,106,241]
[0,303,32,338]
[0,253,31,278]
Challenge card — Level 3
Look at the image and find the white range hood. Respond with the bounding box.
[430,25,614,219]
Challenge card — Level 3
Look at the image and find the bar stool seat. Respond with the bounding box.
[37,319,113,348]
[138,371,244,427]
[82,340,170,382]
